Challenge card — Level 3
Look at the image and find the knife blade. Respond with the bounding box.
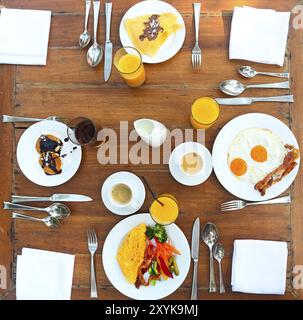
[104,2,113,82]
[191,217,200,300]
[11,194,93,203]
[191,217,200,260]
[215,94,294,106]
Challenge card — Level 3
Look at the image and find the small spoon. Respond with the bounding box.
[202,222,219,293]
[87,1,103,67]
[79,0,92,48]
[238,66,289,79]
[219,79,290,96]
[213,243,225,294]
[12,212,60,228]
[3,202,70,219]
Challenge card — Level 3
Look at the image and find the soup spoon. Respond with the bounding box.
[3,202,70,219]
[220,79,290,96]
[79,0,92,48]
[12,212,60,228]
[238,66,289,79]
[87,1,103,67]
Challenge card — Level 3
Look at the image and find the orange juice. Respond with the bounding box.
[114,47,146,87]
[150,194,179,225]
[191,97,220,129]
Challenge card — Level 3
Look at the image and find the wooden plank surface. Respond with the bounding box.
[0,0,302,300]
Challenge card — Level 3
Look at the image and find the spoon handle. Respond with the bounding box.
[92,1,100,43]
[4,202,44,212]
[257,71,289,79]
[84,0,91,32]
[218,262,225,294]
[247,81,290,90]
[209,249,217,292]
[12,212,42,222]
[191,260,198,300]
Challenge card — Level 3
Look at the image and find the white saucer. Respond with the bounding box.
[101,171,146,215]
[169,142,213,186]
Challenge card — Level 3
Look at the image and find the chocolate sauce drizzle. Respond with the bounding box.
[40,152,62,175]
[38,135,63,154]
[139,15,163,41]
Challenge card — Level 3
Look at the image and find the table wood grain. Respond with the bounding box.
[0,0,302,300]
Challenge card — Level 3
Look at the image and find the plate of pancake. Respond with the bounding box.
[120,0,186,63]
[102,213,191,300]
[17,120,82,187]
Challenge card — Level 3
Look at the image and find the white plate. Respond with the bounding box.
[212,113,300,201]
[101,171,146,216]
[169,142,213,186]
[102,213,191,300]
[119,0,186,64]
[17,121,82,187]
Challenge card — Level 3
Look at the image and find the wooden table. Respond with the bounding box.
[0,0,302,300]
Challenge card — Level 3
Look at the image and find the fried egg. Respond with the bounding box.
[228,128,287,184]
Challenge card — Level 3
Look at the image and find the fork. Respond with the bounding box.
[192,3,202,69]
[221,195,291,212]
[87,229,98,298]
[2,115,67,123]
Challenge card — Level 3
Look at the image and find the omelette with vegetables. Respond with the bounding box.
[116,223,181,288]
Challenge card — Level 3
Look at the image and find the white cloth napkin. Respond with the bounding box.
[0,8,51,65]
[16,248,75,300]
[231,240,288,295]
[229,6,290,66]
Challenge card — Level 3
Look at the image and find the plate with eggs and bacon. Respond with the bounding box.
[212,113,300,201]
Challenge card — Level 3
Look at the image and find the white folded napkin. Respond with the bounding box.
[0,8,51,65]
[16,248,75,300]
[229,6,290,66]
[231,240,288,295]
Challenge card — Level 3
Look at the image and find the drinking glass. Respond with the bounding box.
[67,117,97,146]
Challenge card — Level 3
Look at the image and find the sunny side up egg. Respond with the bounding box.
[227,128,287,185]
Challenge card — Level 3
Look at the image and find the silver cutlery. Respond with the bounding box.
[215,94,294,106]
[213,243,225,294]
[104,2,113,82]
[2,115,67,123]
[4,202,70,219]
[239,66,289,79]
[11,194,93,203]
[79,0,92,48]
[12,212,60,228]
[192,3,202,69]
[87,1,103,67]
[190,217,200,300]
[202,222,218,293]
[87,229,98,298]
[221,195,291,212]
[220,80,290,96]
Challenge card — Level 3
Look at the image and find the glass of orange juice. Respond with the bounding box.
[149,194,179,226]
[191,97,220,129]
[114,46,146,87]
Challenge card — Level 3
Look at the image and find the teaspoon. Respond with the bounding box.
[87,1,103,67]
[79,0,92,48]
[220,79,290,96]
[213,243,225,294]
[12,212,60,228]
[238,66,289,79]
[202,222,218,293]
[3,202,70,219]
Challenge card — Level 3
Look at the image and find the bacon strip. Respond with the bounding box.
[254,148,299,196]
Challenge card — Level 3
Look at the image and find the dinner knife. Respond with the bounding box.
[191,217,200,300]
[215,94,294,106]
[11,194,93,203]
[104,2,113,82]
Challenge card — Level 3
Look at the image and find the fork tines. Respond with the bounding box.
[192,48,202,70]
[87,228,98,248]
[220,200,244,212]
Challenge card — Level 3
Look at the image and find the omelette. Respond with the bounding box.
[124,13,183,57]
[117,224,147,284]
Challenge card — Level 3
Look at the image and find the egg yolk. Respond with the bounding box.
[251,145,268,163]
[230,158,247,176]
